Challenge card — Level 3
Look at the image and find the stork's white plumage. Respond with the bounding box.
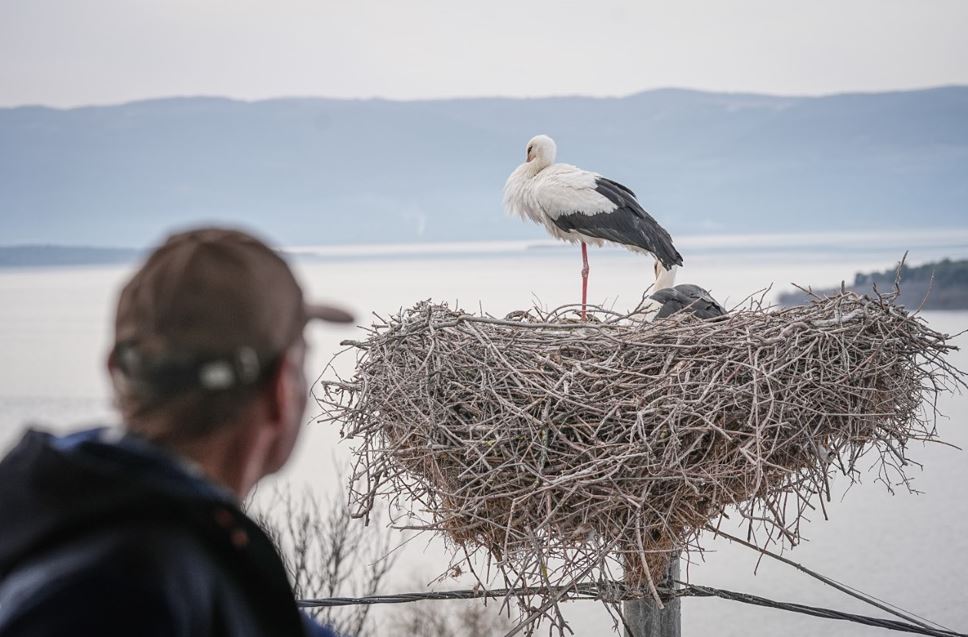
[503,134,683,318]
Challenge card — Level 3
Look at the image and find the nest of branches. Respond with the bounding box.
[316,289,964,630]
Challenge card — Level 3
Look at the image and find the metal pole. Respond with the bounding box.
[624,555,681,637]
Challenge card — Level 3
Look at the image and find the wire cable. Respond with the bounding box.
[681,583,966,637]
[706,526,953,633]
[297,581,967,637]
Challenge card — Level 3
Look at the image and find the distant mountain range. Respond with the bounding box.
[2,87,966,247]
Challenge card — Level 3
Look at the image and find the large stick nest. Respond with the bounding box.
[316,290,964,631]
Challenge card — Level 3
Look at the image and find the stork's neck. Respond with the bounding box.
[521,157,551,177]
[654,264,677,290]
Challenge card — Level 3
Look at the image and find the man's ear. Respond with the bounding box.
[105,347,130,397]
[106,346,119,376]
[265,353,293,426]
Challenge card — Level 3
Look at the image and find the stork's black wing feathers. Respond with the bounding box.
[551,177,683,269]
[598,177,636,199]
[652,284,727,319]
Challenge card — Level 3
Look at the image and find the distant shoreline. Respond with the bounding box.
[0,246,143,269]
[4,229,968,269]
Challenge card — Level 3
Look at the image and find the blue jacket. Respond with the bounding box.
[0,428,338,637]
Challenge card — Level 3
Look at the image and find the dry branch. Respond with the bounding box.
[315,290,965,635]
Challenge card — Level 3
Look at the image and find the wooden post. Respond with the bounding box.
[624,555,681,637]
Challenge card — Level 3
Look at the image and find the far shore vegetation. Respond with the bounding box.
[779,258,968,310]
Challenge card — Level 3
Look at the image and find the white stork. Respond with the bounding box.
[503,134,683,319]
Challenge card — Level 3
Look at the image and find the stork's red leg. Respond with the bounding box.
[580,242,589,321]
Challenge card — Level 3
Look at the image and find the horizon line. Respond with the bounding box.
[2,83,965,112]
[4,227,968,253]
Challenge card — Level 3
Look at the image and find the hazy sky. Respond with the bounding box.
[1,0,966,107]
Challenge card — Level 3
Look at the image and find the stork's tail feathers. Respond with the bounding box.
[656,243,684,270]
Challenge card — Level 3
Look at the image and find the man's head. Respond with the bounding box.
[108,227,352,486]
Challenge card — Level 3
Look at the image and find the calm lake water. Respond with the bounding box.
[1,233,966,636]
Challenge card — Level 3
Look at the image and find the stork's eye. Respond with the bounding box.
[527,145,533,153]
